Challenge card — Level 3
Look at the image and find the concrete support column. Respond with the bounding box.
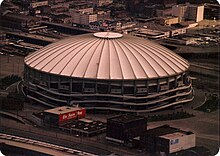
[70,79,72,94]
[134,80,136,96]
[58,77,61,90]
[121,80,124,95]
[108,81,110,94]
[48,75,51,89]
[175,76,178,88]
[95,81,97,94]
[146,80,149,95]
[82,81,84,93]
[157,79,160,93]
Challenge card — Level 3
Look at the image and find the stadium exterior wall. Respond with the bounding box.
[23,65,193,113]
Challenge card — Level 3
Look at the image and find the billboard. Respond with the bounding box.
[59,108,86,123]
[77,108,86,118]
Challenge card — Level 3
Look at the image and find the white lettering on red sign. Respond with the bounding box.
[63,115,67,119]
[78,111,82,115]
[59,109,86,123]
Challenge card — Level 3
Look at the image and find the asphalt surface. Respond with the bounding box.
[1,85,219,156]
[0,117,141,155]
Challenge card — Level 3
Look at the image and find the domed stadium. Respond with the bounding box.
[23,32,194,113]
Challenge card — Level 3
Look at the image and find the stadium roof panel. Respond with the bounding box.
[25,32,189,80]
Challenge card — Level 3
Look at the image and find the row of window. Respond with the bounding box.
[28,78,189,95]
[24,67,187,87]
[26,88,193,111]
[25,82,191,106]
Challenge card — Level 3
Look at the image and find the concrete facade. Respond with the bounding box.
[172,4,204,22]
[92,0,113,6]
[71,11,97,25]
[31,1,48,9]
[159,132,196,153]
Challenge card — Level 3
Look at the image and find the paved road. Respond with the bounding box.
[0,117,139,155]
[0,133,95,156]
[148,110,219,155]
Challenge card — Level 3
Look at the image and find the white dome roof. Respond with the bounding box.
[25,32,189,80]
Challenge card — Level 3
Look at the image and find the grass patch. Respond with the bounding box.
[147,111,194,122]
[196,94,219,113]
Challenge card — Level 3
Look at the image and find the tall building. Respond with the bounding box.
[187,5,204,22]
[70,11,97,25]
[172,4,188,22]
[172,4,204,22]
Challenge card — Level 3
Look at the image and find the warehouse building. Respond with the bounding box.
[106,114,147,144]
[32,106,106,136]
[140,125,195,155]
[43,106,86,126]
[23,32,193,113]
[60,118,106,137]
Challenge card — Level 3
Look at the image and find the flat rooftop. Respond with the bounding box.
[108,114,145,123]
[138,28,164,36]
[44,106,83,115]
[60,119,106,134]
[6,32,58,43]
[145,125,193,137]
[159,132,188,140]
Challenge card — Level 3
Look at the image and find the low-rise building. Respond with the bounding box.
[97,10,111,21]
[171,27,186,37]
[52,13,72,24]
[51,7,68,14]
[43,106,86,126]
[70,7,93,14]
[89,20,117,31]
[60,118,106,137]
[92,0,113,7]
[116,21,136,31]
[0,12,40,29]
[31,1,48,9]
[156,8,172,17]
[158,17,179,26]
[140,125,195,155]
[0,31,6,42]
[133,22,186,39]
[50,2,70,9]
[52,0,65,4]
[106,115,147,144]
[134,28,170,40]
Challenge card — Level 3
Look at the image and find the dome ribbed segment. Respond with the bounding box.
[25,32,189,80]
